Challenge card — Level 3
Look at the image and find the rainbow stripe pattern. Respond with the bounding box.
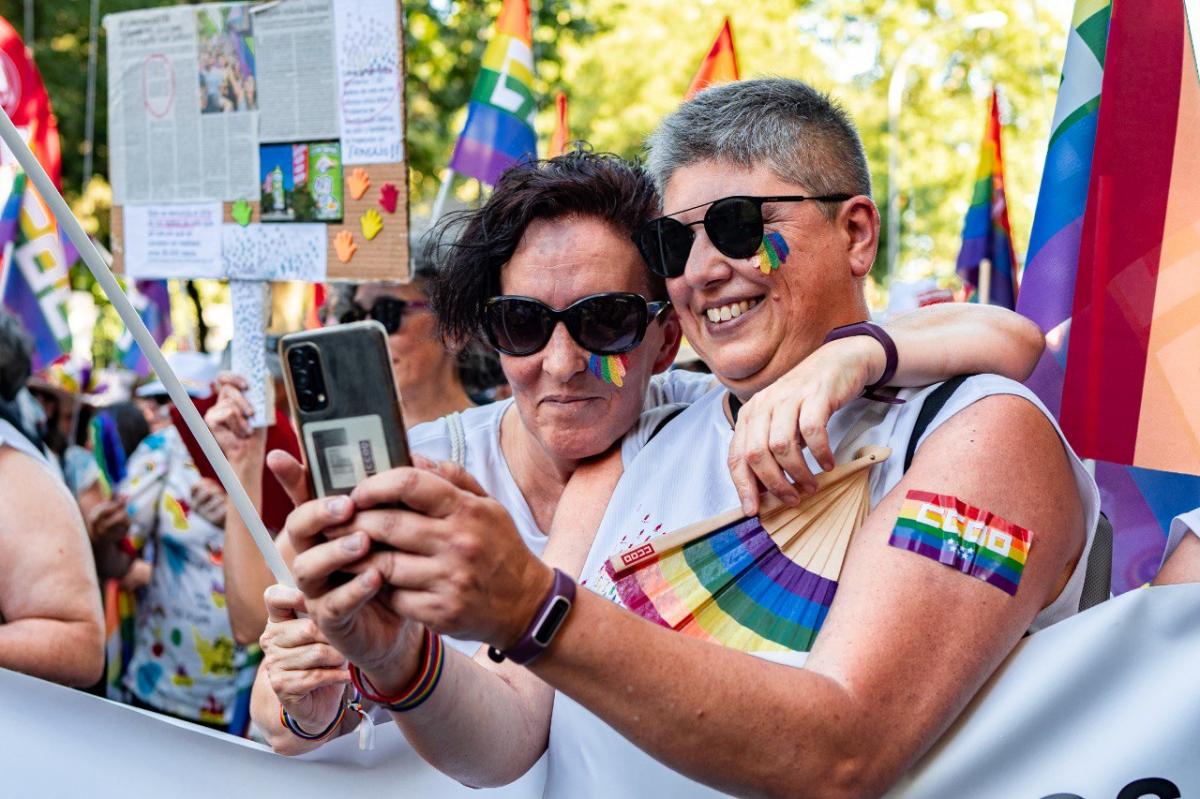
[447,0,538,186]
[609,516,837,652]
[890,490,1031,596]
[588,353,627,387]
[956,89,1018,309]
[757,232,789,274]
[1017,0,1200,590]
[606,447,883,653]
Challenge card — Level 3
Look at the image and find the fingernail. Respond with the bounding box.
[327,496,351,516]
[341,533,364,552]
[358,571,375,587]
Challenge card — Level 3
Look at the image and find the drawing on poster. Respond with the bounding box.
[222,223,327,282]
[333,0,403,164]
[197,6,257,114]
[229,280,270,427]
[259,141,343,222]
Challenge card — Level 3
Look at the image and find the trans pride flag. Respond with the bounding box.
[1018,0,1200,591]
[448,0,538,186]
[956,90,1018,309]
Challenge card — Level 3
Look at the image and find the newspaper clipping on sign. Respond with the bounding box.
[106,5,260,204]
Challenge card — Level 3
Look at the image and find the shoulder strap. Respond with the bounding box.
[446,411,467,467]
[904,374,972,472]
[648,406,687,443]
[1078,512,1113,612]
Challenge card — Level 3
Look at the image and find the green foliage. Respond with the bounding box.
[9,0,1069,296]
[404,0,596,206]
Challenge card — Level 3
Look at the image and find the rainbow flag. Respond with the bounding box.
[0,170,73,370]
[116,279,172,376]
[685,17,740,99]
[1017,0,1200,591]
[956,90,1019,308]
[447,0,538,186]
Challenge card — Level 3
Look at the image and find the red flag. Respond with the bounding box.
[549,91,569,157]
[685,18,740,100]
[0,17,61,186]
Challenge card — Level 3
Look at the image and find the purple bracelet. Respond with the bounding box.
[822,321,905,405]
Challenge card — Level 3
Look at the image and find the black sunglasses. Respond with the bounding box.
[338,297,430,334]
[482,292,670,357]
[633,194,853,278]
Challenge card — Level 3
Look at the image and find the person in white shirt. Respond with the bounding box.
[260,131,1060,791]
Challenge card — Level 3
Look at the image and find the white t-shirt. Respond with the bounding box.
[406,369,716,655]
[1162,508,1200,570]
[0,417,47,465]
[543,374,1101,798]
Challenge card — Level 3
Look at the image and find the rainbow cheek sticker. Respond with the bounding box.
[889,490,1032,595]
[758,231,790,274]
[588,353,628,387]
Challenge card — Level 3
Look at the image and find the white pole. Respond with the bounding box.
[0,107,294,587]
[886,46,918,281]
[978,257,992,306]
[429,168,455,225]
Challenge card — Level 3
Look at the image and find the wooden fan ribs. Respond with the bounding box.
[609,446,891,653]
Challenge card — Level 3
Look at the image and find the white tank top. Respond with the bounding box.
[543,375,1100,798]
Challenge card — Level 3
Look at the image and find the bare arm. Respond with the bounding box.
[1154,532,1200,585]
[530,396,1084,798]
[276,450,622,785]
[882,302,1044,386]
[729,303,1045,514]
[334,396,1085,797]
[0,448,105,687]
[206,374,274,645]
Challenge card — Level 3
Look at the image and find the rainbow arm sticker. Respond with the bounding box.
[758,232,790,274]
[889,490,1032,595]
[588,353,628,387]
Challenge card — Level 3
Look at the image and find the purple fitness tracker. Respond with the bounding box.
[822,321,905,405]
[488,568,577,665]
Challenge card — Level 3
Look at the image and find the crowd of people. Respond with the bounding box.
[2,78,1198,795]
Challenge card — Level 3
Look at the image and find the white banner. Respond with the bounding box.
[2,585,1198,797]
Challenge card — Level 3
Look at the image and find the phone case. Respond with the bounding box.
[279,321,410,497]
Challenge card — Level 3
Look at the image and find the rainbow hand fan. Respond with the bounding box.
[606,446,890,653]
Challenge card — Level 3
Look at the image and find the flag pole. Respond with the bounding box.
[430,167,455,225]
[0,107,294,587]
[979,257,992,305]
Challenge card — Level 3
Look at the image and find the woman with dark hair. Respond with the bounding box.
[251,149,1046,756]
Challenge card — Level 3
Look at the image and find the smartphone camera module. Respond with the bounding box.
[287,344,329,412]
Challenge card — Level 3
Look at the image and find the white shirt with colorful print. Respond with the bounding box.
[117,426,250,727]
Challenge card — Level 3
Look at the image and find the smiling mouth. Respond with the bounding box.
[703,298,761,325]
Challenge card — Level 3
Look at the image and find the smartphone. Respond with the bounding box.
[280,321,410,498]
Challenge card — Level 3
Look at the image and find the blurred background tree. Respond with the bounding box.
[1,0,1069,310]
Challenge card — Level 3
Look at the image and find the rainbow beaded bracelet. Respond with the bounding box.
[349,627,445,713]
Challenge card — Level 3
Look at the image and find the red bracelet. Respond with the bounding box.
[349,627,444,713]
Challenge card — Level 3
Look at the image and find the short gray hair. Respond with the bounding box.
[645,78,872,217]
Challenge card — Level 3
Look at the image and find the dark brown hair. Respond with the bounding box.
[428,150,664,347]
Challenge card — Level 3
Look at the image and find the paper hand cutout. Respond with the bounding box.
[348,168,371,200]
[360,209,384,241]
[335,230,357,263]
[231,199,252,226]
[378,183,399,214]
